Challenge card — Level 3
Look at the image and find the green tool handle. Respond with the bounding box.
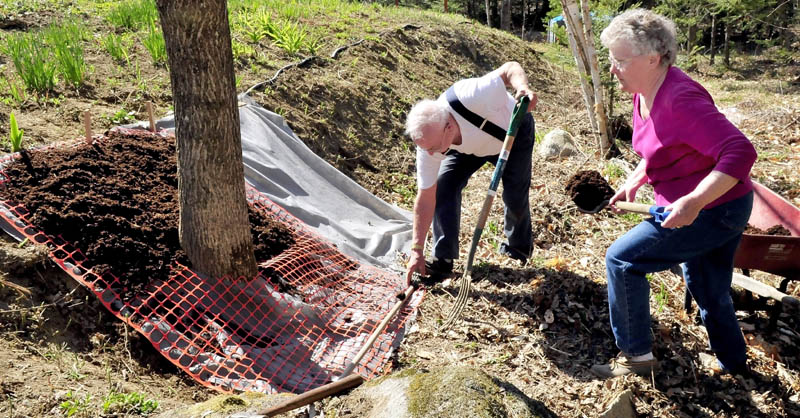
[466,95,530,272]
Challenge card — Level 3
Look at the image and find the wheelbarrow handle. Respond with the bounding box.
[614,201,671,223]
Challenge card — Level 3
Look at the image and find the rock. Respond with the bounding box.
[599,389,635,418]
[719,106,746,127]
[328,366,549,417]
[537,129,577,160]
[155,392,294,418]
[160,367,552,417]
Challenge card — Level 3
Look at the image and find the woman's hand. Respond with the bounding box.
[662,195,703,229]
[610,160,648,212]
[609,180,645,212]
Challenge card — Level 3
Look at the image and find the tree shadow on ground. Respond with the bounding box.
[458,262,800,416]
[0,257,182,376]
[492,377,559,418]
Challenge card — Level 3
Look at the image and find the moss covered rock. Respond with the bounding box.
[329,366,547,418]
[155,391,294,417]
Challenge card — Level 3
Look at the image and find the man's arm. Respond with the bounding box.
[405,184,437,285]
[497,61,538,112]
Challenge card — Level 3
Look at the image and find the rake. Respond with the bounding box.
[441,95,530,329]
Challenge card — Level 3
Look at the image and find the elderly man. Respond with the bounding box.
[403,61,537,285]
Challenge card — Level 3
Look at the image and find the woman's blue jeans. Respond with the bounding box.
[432,114,535,261]
[605,191,753,371]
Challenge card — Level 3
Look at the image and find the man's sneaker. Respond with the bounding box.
[423,258,453,283]
[590,353,660,379]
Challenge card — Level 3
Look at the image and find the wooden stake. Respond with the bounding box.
[83,110,92,144]
[146,101,155,132]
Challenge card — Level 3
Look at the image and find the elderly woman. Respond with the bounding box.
[592,9,757,379]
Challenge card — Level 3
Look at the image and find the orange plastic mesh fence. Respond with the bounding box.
[0,129,423,394]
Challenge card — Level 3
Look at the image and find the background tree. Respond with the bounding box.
[501,0,512,29]
[155,0,257,279]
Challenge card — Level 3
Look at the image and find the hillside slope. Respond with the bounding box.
[1,1,799,417]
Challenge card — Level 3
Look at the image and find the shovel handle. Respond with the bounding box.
[613,201,653,214]
[614,201,671,223]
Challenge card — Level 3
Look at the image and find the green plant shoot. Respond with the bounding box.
[9,112,24,152]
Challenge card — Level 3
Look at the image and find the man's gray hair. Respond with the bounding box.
[600,8,677,67]
[404,99,449,141]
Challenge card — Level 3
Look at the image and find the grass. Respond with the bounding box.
[102,391,159,415]
[382,172,416,207]
[60,391,92,417]
[4,31,57,94]
[141,23,167,66]
[619,212,643,224]
[45,20,89,88]
[106,0,158,31]
[101,33,133,64]
[1,75,26,105]
[654,279,669,313]
[537,41,577,71]
[603,161,625,181]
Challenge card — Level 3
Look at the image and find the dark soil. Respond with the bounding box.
[565,170,616,212]
[609,114,633,142]
[744,224,793,236]
[0,129,295,301]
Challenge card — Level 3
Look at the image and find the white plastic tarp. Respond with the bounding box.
[136,94,413,270]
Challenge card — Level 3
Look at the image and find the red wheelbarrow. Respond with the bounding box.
[680,180,800,329]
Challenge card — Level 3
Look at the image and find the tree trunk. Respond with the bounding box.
[501,0,511,30]
[723,19,731,67]
[155,0,257,279]
[710,13,716,65]
[688,24,697,51]
[559,0,597,134]
[485,0,492,27]
[521,0,527,40]
[576,0,611,156]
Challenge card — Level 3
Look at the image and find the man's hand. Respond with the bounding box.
[515,89,537,113]
[404,250,426,286]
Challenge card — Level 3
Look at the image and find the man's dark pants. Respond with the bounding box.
[432,114,535,261]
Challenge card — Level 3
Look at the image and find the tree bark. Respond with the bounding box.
[155,0,257,279]
[710,13,716,65]
[688,24,697,51]
[559,0,597,134]
[501,0,511,30]
[485,0,492,27]
[578,0,612,157]
[723,19,731,67]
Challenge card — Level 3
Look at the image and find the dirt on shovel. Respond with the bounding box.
[565,170,615,213]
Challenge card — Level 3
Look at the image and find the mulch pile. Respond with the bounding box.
[745,224,793,236]
[0,129,295,301]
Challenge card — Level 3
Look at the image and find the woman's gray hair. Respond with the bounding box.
[404,99,449,141]
[600,8,677,67]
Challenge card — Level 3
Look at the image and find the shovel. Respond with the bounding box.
[581,199,671,223]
